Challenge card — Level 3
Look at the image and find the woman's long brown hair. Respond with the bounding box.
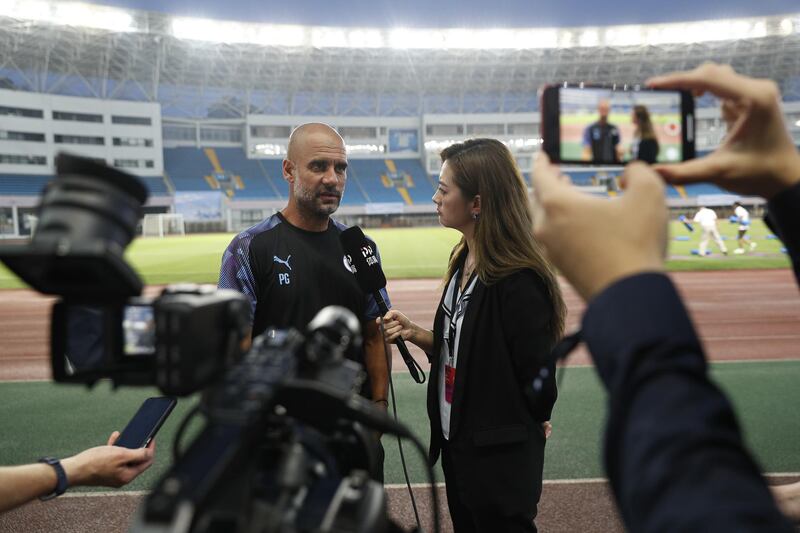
[634,105,657,140]
[440,138,566,338]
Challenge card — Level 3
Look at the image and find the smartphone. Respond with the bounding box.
[541,84,694,166]
[114,396,177,449]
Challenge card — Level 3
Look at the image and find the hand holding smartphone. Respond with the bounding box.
[541,84,695,166]
[114,396,177,449]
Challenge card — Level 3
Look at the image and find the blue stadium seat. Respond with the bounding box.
[0,173,168,197]
[139,176,170,196]
[348,160,403,204]
[392,159,435,203]
[682,183,727,196]
[163,147,215,186]
[214,148,281,199]
[561,170,600,186]
[0,174,53,195]
[258,159,289,199]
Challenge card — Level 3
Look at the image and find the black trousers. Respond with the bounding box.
[440,442,538,533]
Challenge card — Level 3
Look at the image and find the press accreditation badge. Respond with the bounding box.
[444,364,455,403]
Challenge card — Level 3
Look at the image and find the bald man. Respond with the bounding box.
[218,123,390,479]
[581,99,622,164]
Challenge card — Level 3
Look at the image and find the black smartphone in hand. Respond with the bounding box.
[114,396,177,449]
[541,84,695,166]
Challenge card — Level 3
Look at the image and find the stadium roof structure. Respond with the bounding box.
[1,2,799,117]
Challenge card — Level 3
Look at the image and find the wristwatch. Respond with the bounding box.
[38,456,68,500]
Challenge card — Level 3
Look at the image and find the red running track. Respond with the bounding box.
[0,270,798,381]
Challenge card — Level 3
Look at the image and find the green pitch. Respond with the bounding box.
[560,140,682,162]
[1,360,798,489]
[0,221,789,289]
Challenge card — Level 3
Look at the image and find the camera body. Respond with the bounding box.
[51,285,251,395]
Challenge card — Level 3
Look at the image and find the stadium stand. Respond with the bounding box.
[349,160,409,204]
[213,148,280,199]
[0,175,53,196]
[163,147,216,192]
[139,176,171,196]
[0,174,169,197]
[393,159,436,203]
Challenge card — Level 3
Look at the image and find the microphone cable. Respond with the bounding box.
[380,320,425,532]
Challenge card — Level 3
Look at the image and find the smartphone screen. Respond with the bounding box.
[114,396,177,449]
[541,85,694,165]
[123,305,155,356]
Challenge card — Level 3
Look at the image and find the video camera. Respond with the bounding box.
[0,153,432,533]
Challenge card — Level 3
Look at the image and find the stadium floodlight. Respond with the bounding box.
[347,29,384,48]
[424,139,459,151]
[310,28,349,48]
[507,138,541,149]
[152,10,800,49]
[388,28,443,49]
[0,0,136,32]
[605,26,643,48]
[578,30,600,48]
[644,19,768,45]
[514,29,559,49]
[252,143,287,156]
[345,144,385,154]
[172,18,306,46]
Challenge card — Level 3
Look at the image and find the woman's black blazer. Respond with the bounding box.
[426,267,558,514]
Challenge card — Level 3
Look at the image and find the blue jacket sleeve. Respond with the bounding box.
[765,180,800,286]
[582,273,792,532]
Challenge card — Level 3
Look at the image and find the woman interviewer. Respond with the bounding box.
[379,138,565,532]
[631,104,660,164]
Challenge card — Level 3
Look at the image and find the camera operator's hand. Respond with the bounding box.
[61,432,156,488]
[648,63,800,199]
[531,154,668,302]
[772,481,800,524]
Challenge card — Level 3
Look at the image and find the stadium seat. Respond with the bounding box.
[0,175,53,196]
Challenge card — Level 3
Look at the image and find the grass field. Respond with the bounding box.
[1,361,798,490]
[0,220,789,289]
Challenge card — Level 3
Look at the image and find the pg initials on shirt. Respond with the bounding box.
[278,273,291,285]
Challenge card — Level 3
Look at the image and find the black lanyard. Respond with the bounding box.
[446,268,475,364]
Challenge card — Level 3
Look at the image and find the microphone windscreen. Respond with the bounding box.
[339,226,387,293]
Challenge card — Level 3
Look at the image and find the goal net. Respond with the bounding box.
[142,213,186,238]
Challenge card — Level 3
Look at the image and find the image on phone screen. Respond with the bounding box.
[558,87,685,164]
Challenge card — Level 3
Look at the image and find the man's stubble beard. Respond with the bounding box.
[294,177,341,219]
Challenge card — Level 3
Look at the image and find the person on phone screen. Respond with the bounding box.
[630,105,660,164]
[582,98,622,164]
[531,63,800,530]
[0,431,155,514]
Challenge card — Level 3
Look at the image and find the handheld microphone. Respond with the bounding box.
[339,226,425,384]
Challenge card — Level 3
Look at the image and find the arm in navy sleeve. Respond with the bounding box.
[218,234,259,323]
[582,273,792,532]
[764,181,800,286]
